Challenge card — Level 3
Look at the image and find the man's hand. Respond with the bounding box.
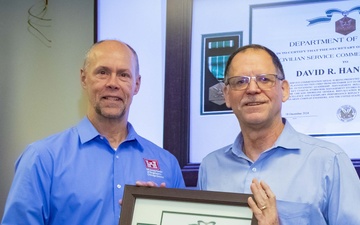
[119,181,166,206]
[135,181,166,187]
[247,178,279,225]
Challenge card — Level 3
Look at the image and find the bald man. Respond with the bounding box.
[2,40,185,225]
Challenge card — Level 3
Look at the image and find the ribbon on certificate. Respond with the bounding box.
[208,40,234,49]
[307,6,360,25]
[208,55,228,105]
[208,55,229,81]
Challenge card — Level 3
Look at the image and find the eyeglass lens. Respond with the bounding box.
[227,74,277,90]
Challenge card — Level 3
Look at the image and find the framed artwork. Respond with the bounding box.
[200,32,242,115]
[119,185,257,225]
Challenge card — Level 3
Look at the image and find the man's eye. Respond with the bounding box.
[96,70,108,76]
[119,72,130,78]
[235,78,248,85]
[258,76,270,82]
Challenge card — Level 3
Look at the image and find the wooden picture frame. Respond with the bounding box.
[163,0,197,187]
[119,185,258,225]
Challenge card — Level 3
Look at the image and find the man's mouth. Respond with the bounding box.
[103,96,121,101]
[245,102,263,106]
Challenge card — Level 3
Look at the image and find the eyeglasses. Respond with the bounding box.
[225,74,283,91]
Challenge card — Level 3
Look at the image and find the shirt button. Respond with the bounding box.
[116,184,121,189]
[116,155,119,159]
[252,168,257,172]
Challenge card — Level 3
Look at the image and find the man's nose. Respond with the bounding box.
[106,74,120,89]
[246,77,261,92]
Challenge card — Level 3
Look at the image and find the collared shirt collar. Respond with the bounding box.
[76,117,143,149]
[227,118,300,157]
[77,117,100,144]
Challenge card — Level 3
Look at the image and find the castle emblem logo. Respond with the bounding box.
[144,159,160,170]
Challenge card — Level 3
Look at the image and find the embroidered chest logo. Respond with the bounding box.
[143,159,164,179]
[144,159,160,170]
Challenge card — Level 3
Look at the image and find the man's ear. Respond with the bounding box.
[223,85,231,108]
[80,69,87,88]
[134,75,141,95]
[281,80,290,102]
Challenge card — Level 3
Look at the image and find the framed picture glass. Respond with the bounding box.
[163,0,360,187]
[200,31,243,115]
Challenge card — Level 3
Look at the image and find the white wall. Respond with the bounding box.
[0,0,94,218]
[97,0,166,146]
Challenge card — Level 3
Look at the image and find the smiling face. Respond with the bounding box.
[224,48,289,129]
[80,40,141,123]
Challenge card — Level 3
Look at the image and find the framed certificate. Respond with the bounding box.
[119,185,257,225]
[250,0,360,160]
[163,0,360,187]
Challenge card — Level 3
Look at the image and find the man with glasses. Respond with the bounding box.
[197,44,360,224]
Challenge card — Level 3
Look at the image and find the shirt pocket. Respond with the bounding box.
[276,200,311,225]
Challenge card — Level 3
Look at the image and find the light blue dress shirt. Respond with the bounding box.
[198,119,360,225]
[1,117,185,225]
